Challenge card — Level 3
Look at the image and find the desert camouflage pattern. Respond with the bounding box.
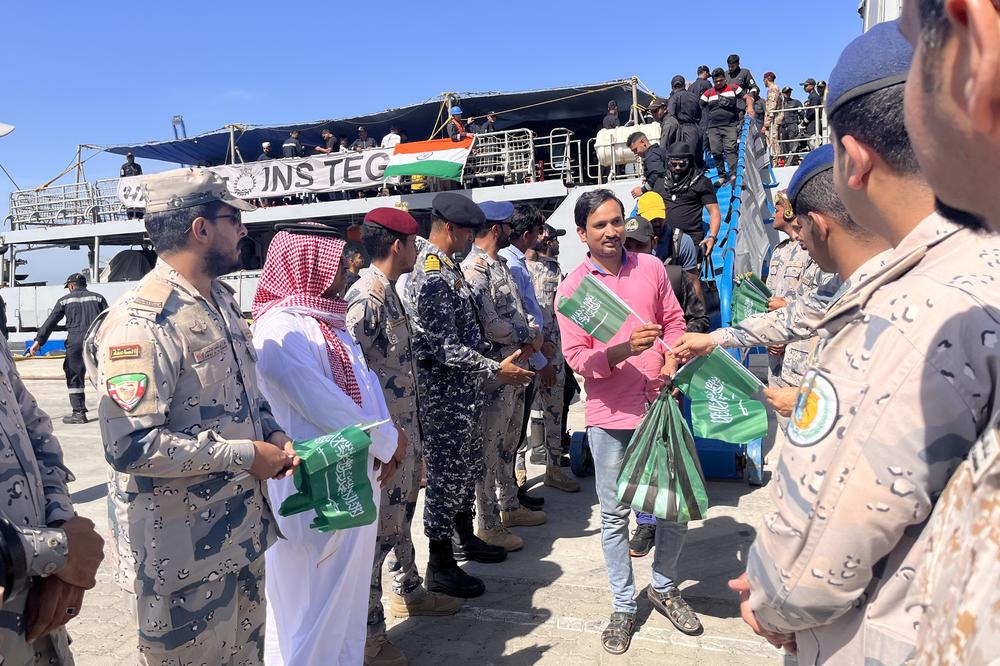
[528,254,567,464]
[462,245,535,530]
[907,412,1000,665]
[344,265,425,637]
[402,240,497,541]
[747,214,1000,665]
[0,345,75,664]
[763,239,809,382]
[777,260,841,388]
[86,260,282,654]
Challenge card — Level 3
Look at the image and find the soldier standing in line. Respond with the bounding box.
[86,168,297,665]
[761,72,783,156]
[0,345,105,665]
[401,192,533,599]
[28,273,108,424]
[346,207,461,666]
[462,201,547,554]
[525,223,580,493]
[728,25,1000,664]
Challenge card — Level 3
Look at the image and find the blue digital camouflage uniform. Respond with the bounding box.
[0,346,75,665]
[461,245,535,531]
[345,265,426,638]
[526,254,567,465]
[402,240,499,541]
[747,214,1000,665]
[85,260,283,665]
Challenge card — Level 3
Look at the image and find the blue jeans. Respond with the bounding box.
[588,427,688,614]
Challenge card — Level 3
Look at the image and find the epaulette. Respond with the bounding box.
[129,278,173,318]
[368,277,387,305]
[424,255,441,273]
[218,280,237,295]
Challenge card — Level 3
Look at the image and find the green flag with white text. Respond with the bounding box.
[731,275,771,325]
[278,424,377,532]
[673,349,768,442]
[557,274,633,343]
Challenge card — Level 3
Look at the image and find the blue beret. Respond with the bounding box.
[826,20,913,115]
[431,192,485,228]
[478,200,514,222]
[786,144,835,207]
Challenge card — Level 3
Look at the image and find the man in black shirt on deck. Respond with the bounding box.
[648,98,680,152]
[351,126,376,152]
[726,54,759,99]
[700,68,751,186]
[688,65,712,99]
[667,74,704,166]
[314,128,338,154]
[800,78,823,148]
[602,100,621,130]
[282,130,303,158]
[626,131,667,199]
[28,273,108,424]
[257,142,278,161]
[120,153,142,177]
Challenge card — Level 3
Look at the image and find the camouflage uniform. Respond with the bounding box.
[402,241,498,541]
[345,265,425,638]
[763,79,783,156]
[462,245,534,530]
[907,412,1000,664]
[526,254,566,465]
[747,214,1000,665]
[86,260,282,665]
[777,260,840,389]
[763,238,810,384]
[0,346,75,665]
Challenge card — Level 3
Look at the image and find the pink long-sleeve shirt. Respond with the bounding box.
[556,251,686,430]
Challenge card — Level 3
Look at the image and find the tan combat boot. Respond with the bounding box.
[476,526,524,551]
[501,505,547,527]
[364,635,407,666]
[389,589,462,618]
[544,465,580,493]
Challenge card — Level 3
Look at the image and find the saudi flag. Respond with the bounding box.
[557,274,633,343]
[673,349,768,442]
[278,423,381,532]
[382,137,475,181]
[731,280,770,324]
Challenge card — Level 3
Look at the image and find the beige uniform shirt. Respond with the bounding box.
[86,260,282,601]
[778,261,840,388]
[747,214,1000,665]
[907,411,1000,664]
[527,254,564,367]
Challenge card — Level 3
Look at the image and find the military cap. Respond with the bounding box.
[826,19,912,116]
[431,192,484,228]
[64,272,87,287]
[671,75,686,88]
[544,222,566,238]
[763,71,776,81]
[637,191,666,222]
[363,207,418,234]
[648,97,669,111]
[143,167,255,214]
[786,144,835,207]
[478,200,514,222]
[781,86,793,94]
[800,77,816,87]
[624,215,654,243]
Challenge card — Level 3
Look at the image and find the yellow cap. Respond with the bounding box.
[637,192,666,221]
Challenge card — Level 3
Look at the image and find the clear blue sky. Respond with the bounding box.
[0,0,862,283]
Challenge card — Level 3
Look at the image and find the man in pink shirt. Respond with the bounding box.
[556,189,696,655]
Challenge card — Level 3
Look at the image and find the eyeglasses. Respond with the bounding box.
[213,214,241,225]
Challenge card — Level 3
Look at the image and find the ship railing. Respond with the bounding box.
[7,180,128,230]
[762,104,830,166]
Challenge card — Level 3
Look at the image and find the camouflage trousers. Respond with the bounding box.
[419,386,484,541]
[530,361,566,466]
[136,557,265,666]
[476,380,525,531]
[368,412,424,638]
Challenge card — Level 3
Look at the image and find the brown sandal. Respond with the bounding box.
[648,587,702,635]
[601,611,637,655]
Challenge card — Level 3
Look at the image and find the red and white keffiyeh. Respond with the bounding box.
[252,230,362,407]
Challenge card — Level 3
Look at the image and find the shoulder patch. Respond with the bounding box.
[424,255,441,273]
[131,278,173,315]
[107,373,148,412]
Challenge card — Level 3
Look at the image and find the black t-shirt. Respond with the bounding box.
[602,112,620,130]
[120,162,142,177]
[663,175,717,241]
[325,136,337,152]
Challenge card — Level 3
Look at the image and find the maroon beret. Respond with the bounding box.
[363,207,418,235]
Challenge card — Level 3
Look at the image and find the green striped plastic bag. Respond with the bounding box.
[616,388,709,523]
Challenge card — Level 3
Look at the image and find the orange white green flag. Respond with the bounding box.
[382,136,475,181]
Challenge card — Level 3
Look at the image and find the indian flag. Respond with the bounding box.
[383,137,475,181]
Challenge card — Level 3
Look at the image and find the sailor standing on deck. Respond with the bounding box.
[86,168,296,665]
[29,273,107,424]
[401,193,533,599]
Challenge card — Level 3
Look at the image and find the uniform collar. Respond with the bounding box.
[424,239,458,269]
[890,212,963,259]
[468,244,497,266]
[152,258,225,302]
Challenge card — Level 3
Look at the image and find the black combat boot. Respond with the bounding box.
[61,411,88,425]
[425,538,485,598]
[517,487,545,510]
[452,511,506,563]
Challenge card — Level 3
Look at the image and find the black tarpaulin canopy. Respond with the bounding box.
[95,78,654,166]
